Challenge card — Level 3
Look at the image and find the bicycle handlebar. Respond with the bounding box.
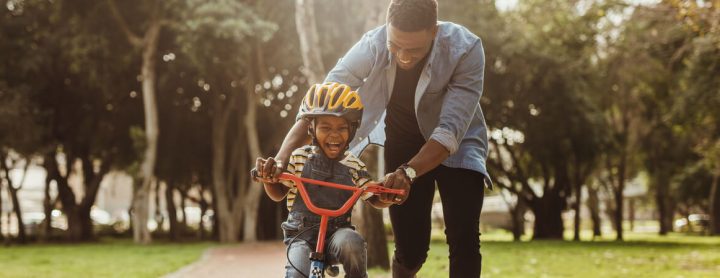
[251,169,405,217]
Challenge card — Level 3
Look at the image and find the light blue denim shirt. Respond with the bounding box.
[322,21,492,188]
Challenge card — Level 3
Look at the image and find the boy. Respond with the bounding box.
[255,82,391,278]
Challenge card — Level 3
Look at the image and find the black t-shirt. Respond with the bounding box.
[384,54,430,152]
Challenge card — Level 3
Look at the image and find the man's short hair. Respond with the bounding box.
[387,0,438,32]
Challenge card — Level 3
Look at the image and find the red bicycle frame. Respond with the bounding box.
[253,170,405,277]
[275,173,405,253]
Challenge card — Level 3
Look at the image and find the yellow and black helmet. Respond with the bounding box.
[298,82,364,128]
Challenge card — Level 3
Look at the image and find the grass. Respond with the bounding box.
[369,231,720,278]
[1,231,719,277]
[0,238,215,278]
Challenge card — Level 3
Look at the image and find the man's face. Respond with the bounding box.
[314,116,350,159]
[387,23,437,70]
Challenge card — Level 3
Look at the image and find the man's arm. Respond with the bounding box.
[274,32,376,174]
[272,119,311,176]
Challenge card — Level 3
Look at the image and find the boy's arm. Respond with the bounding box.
[273,119,311,177]
[262,182,289,202]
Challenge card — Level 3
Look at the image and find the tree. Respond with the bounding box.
[106,0,167,244]
[1,0,140,242]
[0,84,43,243]
[670,0,720,234]
[480,0,609,239]
[295,0,325,85]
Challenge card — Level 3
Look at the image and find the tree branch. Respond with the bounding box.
[106,0,143,47]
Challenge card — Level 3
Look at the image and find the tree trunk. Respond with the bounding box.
[154,180,164,232]
[656,175,673,236]
[132,21,162,245]
[108,2,163,244]
[0,154,29,243]
[40,171,53,241]
[709,167,720,235]
[166,180,180,241]
[629,198,636,232]
[573,181,582,241]
[242,83,264,242]
[614,185,624,240]
[211,98,241,243]
[78,206,93,240]
[587,185,602,238]
[510,198,527,242]
[295,0,325,84]
[531,194,565,239]
[179,187,188,233]
[353,202,390,269]
[6,183,26,243]
[0,174,3,241]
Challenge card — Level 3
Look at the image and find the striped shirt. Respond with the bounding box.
[282,145,372,212]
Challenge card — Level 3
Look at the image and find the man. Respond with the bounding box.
[266,0,492,277]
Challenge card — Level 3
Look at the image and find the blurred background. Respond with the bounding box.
[0,0,719,277]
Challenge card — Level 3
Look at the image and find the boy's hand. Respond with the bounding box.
[381,169,411,205]
[255,157,284,183]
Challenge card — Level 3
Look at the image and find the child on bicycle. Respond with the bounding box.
[255,82,391,278]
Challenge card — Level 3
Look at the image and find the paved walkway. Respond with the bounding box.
[165,241,391,277]
[165,241,287,277]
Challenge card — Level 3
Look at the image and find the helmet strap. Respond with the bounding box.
[308,119,319,146]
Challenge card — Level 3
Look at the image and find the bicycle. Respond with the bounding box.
[251,169,405,278]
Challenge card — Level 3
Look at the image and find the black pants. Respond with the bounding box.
[385,144,485,277]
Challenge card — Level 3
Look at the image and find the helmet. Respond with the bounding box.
[298,82,364,145]
[298,82,364,128]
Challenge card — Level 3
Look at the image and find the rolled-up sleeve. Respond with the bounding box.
[294,33,376,122]
[429,40,485,154]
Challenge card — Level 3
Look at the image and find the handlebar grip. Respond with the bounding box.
[250,169,259,178]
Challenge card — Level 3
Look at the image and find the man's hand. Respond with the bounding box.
[255,157,285,183]
[380,169,412,205]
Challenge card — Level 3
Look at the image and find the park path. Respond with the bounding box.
[164,241,391,277]
[164,241,287,277]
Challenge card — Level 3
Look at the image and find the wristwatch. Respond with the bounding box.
[398,164,417,183]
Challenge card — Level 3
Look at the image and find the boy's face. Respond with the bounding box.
[314,116,351,159]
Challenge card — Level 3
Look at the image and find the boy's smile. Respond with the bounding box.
[314,116,351,159]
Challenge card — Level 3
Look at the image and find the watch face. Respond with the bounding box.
[405,167,417,179]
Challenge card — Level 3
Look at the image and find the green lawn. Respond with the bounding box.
[370,231,720,278]
[0,239,214,278]
[1,232,719,278]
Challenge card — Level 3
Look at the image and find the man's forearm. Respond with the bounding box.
[406,139,450,177]
[274,119,312,166]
